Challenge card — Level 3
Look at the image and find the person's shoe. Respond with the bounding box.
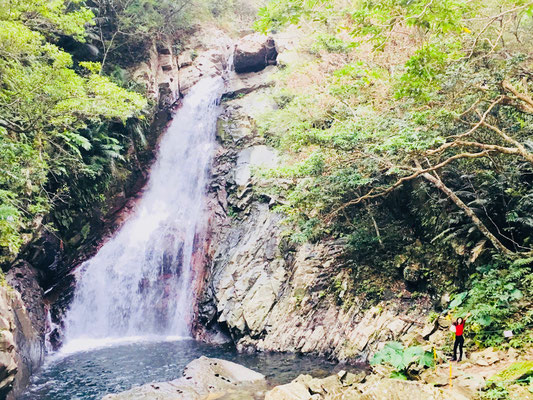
[451,358,456,361]
[458,358,462,362]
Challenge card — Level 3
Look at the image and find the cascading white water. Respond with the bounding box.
[62,77,224,350]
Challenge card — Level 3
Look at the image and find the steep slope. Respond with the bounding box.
[197,35,434,362]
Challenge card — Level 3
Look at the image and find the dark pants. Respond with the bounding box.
[453,335,464,361]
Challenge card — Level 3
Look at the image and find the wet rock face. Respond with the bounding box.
[0,266,45,399]
[203,224,428,362]
[234,33,278,73]
[102,356,267,399]
[198,41,432,362]
[6,262,46,339]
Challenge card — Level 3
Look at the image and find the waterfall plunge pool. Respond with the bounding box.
[21,339,353,399]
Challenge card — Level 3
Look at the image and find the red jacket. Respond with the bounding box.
[455,322,465,336]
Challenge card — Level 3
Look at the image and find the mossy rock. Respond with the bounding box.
[489,361,533,383]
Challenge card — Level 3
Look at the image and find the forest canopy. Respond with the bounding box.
[255,0,533,258]
[253,0,533,347]
[0,0,149,262]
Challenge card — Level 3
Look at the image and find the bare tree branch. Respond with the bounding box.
[502,79,533,113]
[326,151,492,221]
[420,170,514,255]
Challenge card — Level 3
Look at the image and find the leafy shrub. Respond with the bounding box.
[312,33,353,53]
[371,342,434,380]
[451,259,533,348]
[0,0,146,263]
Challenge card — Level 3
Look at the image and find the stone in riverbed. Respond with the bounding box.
[265,373,455,400]
[470,347,500,366]
[265,373,361,400]
[102,356,266,399]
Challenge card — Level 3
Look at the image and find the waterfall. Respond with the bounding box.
[62,77,224,351]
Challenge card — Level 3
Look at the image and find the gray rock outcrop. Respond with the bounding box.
[102,356,267,400]
[132,27,233,108]
[264,372,450,400]
[234,33,277,73]
[197,41,432,362]
[0,264,45,398]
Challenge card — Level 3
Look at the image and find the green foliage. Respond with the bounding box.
[92,0,255,67]
[90,0,196,66]
[395,40,463,102]
[311,33,354,53]
[451,259,533,347]
[350,0,475,49]
[489,361,533,383]
[480,383,511,400]
[255,0,533,265]
[481,362,533,400]
[0,0,94,40]
[254,0,331,33]
[371,342,434,379]
[0,0,146,263]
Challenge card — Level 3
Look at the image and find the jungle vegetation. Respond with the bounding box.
[254,0,533,348]
[0,0,255,265]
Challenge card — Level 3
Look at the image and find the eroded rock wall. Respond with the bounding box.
[198,39,432,362]
[133,26,234,108]
[0,262,45,398]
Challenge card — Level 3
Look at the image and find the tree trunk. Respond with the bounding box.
[364,202,384,248]
[420,172,514,256]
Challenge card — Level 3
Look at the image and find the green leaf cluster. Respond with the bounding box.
[452,259,533,348]
[0,0,146,262]
[371,342,434,379]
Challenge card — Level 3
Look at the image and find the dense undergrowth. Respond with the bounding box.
[0,0,259,266]
[254,0,533,350]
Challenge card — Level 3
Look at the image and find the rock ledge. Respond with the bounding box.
[102,356,266,399]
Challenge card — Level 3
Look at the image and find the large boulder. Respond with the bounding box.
[234,33,277,73]
[102,356,267,399]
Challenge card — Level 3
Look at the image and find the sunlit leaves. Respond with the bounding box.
[0,0,147,261]
[395,40,463,102]
[0,0,94,41]
[254,0,332,33]
[371,342,434,378]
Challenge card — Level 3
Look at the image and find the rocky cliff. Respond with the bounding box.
[196,35,433,363]
[0,262,45,398]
